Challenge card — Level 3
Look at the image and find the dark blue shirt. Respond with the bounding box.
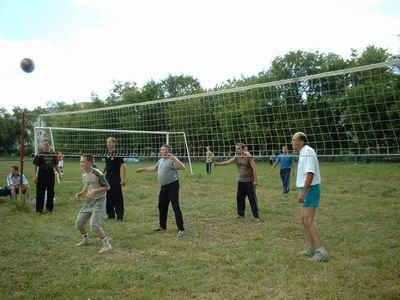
[277,154,293,169]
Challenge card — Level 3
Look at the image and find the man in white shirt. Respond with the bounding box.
[292,132,328,262]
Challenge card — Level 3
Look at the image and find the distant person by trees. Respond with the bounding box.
[270,145,294,194]
[205,146,214,174]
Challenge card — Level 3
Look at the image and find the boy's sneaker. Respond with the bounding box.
[98,243,112,254]
[76,237,90,246]
[98,238,112,254]
[309,250,328,262]
[177,230,185,238]
[154,225,166,231]
[255,218,261,223]
[237,215,244,219]
[298,248,314,257]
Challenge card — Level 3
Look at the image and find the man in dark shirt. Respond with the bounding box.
[104,137,127,221]
[33,139,62,214]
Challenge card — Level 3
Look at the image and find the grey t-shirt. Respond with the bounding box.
[235,154,254,182]
[155,158,179,186]
[82,168,110,201]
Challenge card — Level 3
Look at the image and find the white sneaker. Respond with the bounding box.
[98,243,112,254]
[76,237,90,246]
[309,250,328,262]
[154,225,166,231]
[298,248,314,256]
[255,218,261,223]
[177,230,185,238]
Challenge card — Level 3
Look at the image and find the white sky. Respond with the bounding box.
[0,0,399,111]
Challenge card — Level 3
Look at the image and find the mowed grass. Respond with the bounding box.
[0,160,399,299]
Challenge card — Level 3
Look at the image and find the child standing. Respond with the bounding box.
[205,146,214,174]
[75,154,112,254]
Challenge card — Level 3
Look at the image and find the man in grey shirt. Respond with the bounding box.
[136,144,186,238]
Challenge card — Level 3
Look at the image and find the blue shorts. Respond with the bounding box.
[297,184,320,207]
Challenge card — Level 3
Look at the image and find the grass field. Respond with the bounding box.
[0,160,399,299]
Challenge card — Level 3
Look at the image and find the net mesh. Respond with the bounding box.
[37,60,400,158]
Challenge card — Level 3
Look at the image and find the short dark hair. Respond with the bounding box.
[296,132,308,143]
[81,154,94,163]
[161,144,172,151]
[11,165,19,171]
[42,139,51,144]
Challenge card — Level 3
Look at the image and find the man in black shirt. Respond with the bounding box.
[33,139,62,214]
[104,137,127,221]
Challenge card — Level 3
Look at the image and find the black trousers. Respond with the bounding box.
[236,181,259,218]
[158,180,184,231]
[106,172,124,220]
[36,168,55,213]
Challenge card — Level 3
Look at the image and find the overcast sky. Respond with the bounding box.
[0,0,399,111]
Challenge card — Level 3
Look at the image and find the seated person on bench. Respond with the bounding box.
[0,166,30,201]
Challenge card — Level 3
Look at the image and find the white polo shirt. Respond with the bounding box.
[296,145,321,188]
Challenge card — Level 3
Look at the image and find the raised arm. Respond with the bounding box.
[168,153,185,170]
[136,165,157,173]
[213,156,236,167]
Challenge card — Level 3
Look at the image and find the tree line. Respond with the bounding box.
[1,45,399,157]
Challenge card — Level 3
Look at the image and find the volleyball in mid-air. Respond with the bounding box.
[20,58,35,73]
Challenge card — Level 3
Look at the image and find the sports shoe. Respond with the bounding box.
[237,215,244,219]
[255,218,261,223]
[76,237,90,246]
[98,243,112,254]
[298,248,314,256]
[177,230,185,238]
[154,225,166,231]
[309,250,328,262]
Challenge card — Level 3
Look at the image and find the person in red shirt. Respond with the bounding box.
[57,152,65,174]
